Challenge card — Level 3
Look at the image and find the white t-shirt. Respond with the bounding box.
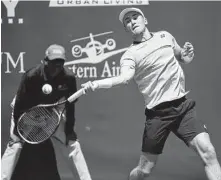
[120,31,188,109]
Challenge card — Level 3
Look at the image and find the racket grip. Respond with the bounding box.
[67,88,85,103]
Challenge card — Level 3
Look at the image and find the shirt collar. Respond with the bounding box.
[133,32,154,44]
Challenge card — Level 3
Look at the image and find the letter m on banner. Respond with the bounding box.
[2,52,26,73]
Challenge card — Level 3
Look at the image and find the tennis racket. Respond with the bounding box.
[17,88,85,144]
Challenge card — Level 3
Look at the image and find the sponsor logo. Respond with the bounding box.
[2,0,24,24]
[160,34,165,38]
[65,31,128,78]
[58,84,68,90]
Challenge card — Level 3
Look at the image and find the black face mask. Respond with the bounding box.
[44,58,65,77]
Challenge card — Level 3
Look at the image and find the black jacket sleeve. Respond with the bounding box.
[65,74,78,141]
[13,73,32,136]
[13,73,30,122]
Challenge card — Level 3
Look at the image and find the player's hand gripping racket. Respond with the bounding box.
[17,88,86,144]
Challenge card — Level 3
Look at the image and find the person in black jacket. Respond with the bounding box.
[1,44,92,180]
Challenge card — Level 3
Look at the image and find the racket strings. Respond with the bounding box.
[17,106,60,143]
[20,109,55,141]
[18,108,48,141]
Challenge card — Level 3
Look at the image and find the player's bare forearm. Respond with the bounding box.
[96,75,129,88]
[82,65,135,91]
[81,75,128,92]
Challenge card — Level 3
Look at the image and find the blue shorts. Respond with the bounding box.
[142,96,206,154]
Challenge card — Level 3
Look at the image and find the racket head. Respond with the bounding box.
[17,105,62,144]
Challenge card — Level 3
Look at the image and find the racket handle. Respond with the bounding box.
[67,88,85,103]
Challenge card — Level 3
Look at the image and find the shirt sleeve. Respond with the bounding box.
[163,31,181,51]
[120,50,136,69]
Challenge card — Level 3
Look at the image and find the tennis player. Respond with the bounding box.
[82,8,221,180]
[1,44,92,180]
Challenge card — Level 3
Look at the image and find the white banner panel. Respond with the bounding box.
[49,0,149,7]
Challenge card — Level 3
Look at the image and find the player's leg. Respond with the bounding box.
[189,133,221,180]
[129,109,172,180]
[129,152,158,180]
[1,114,24,180]
[173,98,221,180]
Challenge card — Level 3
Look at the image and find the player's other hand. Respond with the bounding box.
[181,42,194,63]
[81,81,99,93]
[181,42,194,58]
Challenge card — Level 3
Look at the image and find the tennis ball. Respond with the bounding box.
[42,84,52,94]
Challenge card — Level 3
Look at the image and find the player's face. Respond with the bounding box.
[123,11,146,35]
[45,59,64,77]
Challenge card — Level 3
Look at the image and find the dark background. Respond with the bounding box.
[1,1,221,180]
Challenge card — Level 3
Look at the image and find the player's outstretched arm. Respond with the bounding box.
[81,65,135,92]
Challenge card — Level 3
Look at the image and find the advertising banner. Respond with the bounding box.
[1,1,221,180]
